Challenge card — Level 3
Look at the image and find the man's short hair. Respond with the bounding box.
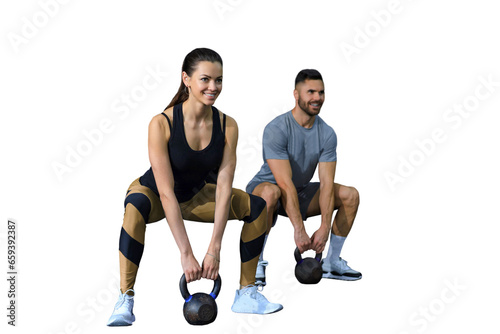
[295,69,323,86]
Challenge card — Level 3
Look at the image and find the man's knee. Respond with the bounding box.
[339,186,360,207]
[257,184,281,208]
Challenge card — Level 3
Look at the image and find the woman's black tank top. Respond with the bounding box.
[139,103,226,203]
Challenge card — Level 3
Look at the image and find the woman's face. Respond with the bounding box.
[184,61,223,106]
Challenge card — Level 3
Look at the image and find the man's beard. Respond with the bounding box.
[298,97,322,116]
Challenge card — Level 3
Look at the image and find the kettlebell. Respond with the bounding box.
[179,274,222,326]
[294,247,323,284]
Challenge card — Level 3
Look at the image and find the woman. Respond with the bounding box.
[107,48,282,326]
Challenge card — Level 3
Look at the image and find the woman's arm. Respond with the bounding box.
[202,114,238,280]
[148,113,201,283]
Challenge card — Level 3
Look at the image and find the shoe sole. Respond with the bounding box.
[231,304,283,315]
[322,272,362,281]
[266,305,283,314]
[107,315,135,326]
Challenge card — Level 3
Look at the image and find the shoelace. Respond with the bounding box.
[240,284,257,298]
[122,298,133,310]
[337,258,354,272]
[115,289,134,309]
[339,257,348,267]
[241,284,270,302]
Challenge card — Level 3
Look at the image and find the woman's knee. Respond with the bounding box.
[245,194,267,233]
[248,194,267,218]
[124,192,153,225]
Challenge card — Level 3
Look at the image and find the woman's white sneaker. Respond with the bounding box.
[231,285,283,314]
[106,289,136,326]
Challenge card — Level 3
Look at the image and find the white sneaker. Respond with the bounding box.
[231,285,283,314]
[322,257,362,281]
[107,289,136,326]
[255,260,268,286]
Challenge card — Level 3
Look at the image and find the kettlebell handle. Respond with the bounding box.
[179,274,222,301]
[294,247,322,264]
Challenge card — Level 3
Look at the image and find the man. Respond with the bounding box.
[246,69,361,285]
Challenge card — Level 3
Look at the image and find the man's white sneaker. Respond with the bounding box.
[255,260,268,286]
[231,285,283,314]
[322,257,362,281]
[106,289,136,326]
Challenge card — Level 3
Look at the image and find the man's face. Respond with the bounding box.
[295,79,325,116]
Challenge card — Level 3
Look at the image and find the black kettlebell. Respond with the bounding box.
[294,247,323,284]
[179,274,222,326]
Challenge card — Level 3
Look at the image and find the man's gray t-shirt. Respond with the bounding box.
[247,111,337,192]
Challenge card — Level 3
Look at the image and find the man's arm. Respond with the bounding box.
[310,161,337,253]
[267,159,311,252]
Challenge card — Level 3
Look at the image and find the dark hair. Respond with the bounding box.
[295,69,323,87]
[165,48,223,110]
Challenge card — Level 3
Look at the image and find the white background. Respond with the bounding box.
[1,0,499,333]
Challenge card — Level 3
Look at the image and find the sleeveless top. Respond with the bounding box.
[139,103,226,203]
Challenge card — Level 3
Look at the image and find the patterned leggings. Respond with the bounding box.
[118,178,267,292]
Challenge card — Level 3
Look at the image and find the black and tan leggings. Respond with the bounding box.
[118,178,267,292]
